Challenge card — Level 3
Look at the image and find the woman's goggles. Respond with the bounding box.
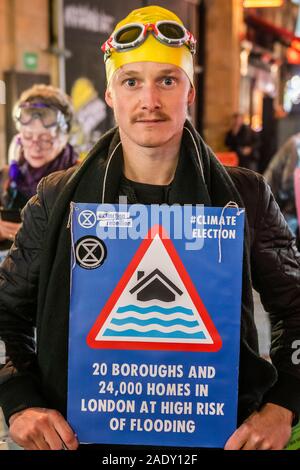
[101,21,196,58]
[14,102,68,132]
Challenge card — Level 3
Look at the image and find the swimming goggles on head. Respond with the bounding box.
[14,102,68,132]
[101,21,196,58]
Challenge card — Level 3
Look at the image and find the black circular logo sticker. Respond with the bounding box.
[75,236,107,269]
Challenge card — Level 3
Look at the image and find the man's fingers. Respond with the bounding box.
[8,408,79,451]
[51,411,78,450]
[34,410,78,450]
[42,424,67,450]
[0,221,20,232]
[224,424,250,450]
[25,439,40,451]
[0,220,20,240]
[30,434,51,450]
[240,435,262,450]
[225,405,292,451]
[257,439,273,450]
[1,221,20,228]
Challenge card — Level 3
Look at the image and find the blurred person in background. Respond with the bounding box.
[264,132,300,241]
[225,113,260,172]
[0,84,77,257]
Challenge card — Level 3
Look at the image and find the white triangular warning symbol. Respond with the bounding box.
[87,225,222,352]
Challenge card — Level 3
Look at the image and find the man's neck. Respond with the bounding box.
[120,130,182,185]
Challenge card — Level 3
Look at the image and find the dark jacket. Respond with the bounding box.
[0,123,300,432]
[0,167,24,255]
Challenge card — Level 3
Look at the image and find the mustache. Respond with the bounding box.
[131,112,170,123]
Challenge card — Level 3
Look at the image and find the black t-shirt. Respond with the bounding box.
[122,175,172,205]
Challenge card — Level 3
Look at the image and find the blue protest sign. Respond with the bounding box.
[68,204,244,447]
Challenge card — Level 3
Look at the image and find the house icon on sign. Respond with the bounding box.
[129,269,183,303]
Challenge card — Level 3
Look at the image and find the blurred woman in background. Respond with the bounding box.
[0,84,77,258]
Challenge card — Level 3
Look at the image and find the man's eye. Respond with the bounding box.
[163,77,175,86]
[126,78,137,87]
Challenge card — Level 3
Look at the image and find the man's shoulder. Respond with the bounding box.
[43,166,78,187]
[37,166,78,209]
[225,166,270,224]
[226,165,264,192]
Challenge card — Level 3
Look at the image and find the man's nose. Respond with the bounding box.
[140,84,161,111]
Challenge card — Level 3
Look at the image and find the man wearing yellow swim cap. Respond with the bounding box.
[102,5,196,185]
[2,5,299,453]
[102,5,195,86]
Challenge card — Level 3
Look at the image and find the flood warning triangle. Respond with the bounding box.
[87,225,222,352]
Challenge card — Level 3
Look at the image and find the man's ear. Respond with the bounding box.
[105,87,113,108]
[188,86,196,106]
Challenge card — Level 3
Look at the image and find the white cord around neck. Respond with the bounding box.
[101,141,122,203]
[184,126,206,185]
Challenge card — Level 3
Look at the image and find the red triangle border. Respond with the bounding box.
[86,225,222,352]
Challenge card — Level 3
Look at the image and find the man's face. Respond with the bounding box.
[105,62,195,149]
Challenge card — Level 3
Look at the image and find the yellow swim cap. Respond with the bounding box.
[103,6,195,86]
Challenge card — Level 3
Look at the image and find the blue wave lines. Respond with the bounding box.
[102,304,207,340]
[111,317,199,327]
[117,305,194,315]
